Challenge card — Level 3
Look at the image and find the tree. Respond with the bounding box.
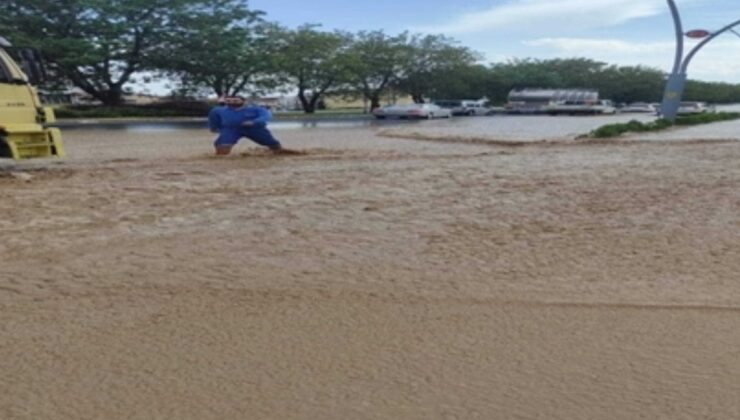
[597,65,665,103]
[684,80,740,103]
[423,64,494,101]
[155,2,273,97]
[343,31,409,110]
[271,25,351,114]
[395,35,480,103]
[0,0,261,105]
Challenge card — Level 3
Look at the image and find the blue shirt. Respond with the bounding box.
[208,106,272,132]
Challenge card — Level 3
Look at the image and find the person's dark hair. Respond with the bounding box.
[226,95,246,101]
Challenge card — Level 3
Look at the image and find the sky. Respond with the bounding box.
[250,0,740,83]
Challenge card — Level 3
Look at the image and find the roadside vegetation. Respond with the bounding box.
[3,0,740,114]
[590,112,740,138]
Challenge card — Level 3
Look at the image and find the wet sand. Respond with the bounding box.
[2,124,740,419]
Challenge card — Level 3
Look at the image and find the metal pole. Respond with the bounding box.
[668,0,684,74]
[681,19,740,73]
[661,0,686,121]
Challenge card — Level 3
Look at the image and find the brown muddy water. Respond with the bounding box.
[1,120,740,419]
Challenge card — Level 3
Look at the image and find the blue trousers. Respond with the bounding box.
[215,127,282,149]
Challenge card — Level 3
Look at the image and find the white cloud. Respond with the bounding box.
[517,37,740,82]
[415,0,669,34]
[414,0,739,82]
[524,38,675,54]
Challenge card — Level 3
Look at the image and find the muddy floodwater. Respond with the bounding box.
[2,118,740,419]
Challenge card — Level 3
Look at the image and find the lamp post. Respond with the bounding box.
[661,0,740,121]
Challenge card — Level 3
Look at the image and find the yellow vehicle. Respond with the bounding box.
[0,36,64,160]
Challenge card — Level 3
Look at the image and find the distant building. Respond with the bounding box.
[506,88,600,114]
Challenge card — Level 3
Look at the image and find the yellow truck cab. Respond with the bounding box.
[0,36,64,160]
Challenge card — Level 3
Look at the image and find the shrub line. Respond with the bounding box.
[589,112,740,138]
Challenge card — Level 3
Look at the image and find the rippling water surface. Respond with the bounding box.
[56,103,740,142]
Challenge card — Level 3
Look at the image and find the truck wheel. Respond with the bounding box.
[0,136,11,159]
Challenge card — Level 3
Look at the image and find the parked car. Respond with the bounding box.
[620,102,657,113]
[373,103,452,120]
[434,100,488,116]
[677,101,712,115]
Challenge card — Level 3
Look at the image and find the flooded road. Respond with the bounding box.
[381,114,658,142]
[58,113,645,139]
[54,104,740,146]
[54,116,414,132]
[3,114,740,419]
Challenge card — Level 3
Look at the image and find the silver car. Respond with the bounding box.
[373,103,452,120]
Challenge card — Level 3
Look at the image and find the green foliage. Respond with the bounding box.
[270,25,352,113]
[343,31,410,109]
[674,112,740,125]
[0,0,259,105]
[423,64,496,102]
[590,113,740,138]
[684,81,740,104]
[153,1,271,97]
[4,1,740,108]
[590,119,672,138]
[393,34,480,103]
[484,58,740,104]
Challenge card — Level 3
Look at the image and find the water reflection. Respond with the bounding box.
[55,117,421,133]
[53,104,740,139]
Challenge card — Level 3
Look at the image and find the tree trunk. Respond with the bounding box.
[67,72,124,106]
[101,87,124,106]
[370,95,381,111]
[297,91,315,114]
[309,95,322,114]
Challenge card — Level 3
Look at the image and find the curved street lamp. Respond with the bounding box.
[661,0,740,121]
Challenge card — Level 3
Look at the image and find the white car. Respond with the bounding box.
[373,104,452,120]
[677,102,711,115]
[434,100,488,116]
[621,102,657,113]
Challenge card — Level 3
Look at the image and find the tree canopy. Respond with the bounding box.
[2,1,740,109]
[153,1,273,98]
[270,25,352,113]
[1,0,241,105]
[343,31,410,110]
[394,34,480,103]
